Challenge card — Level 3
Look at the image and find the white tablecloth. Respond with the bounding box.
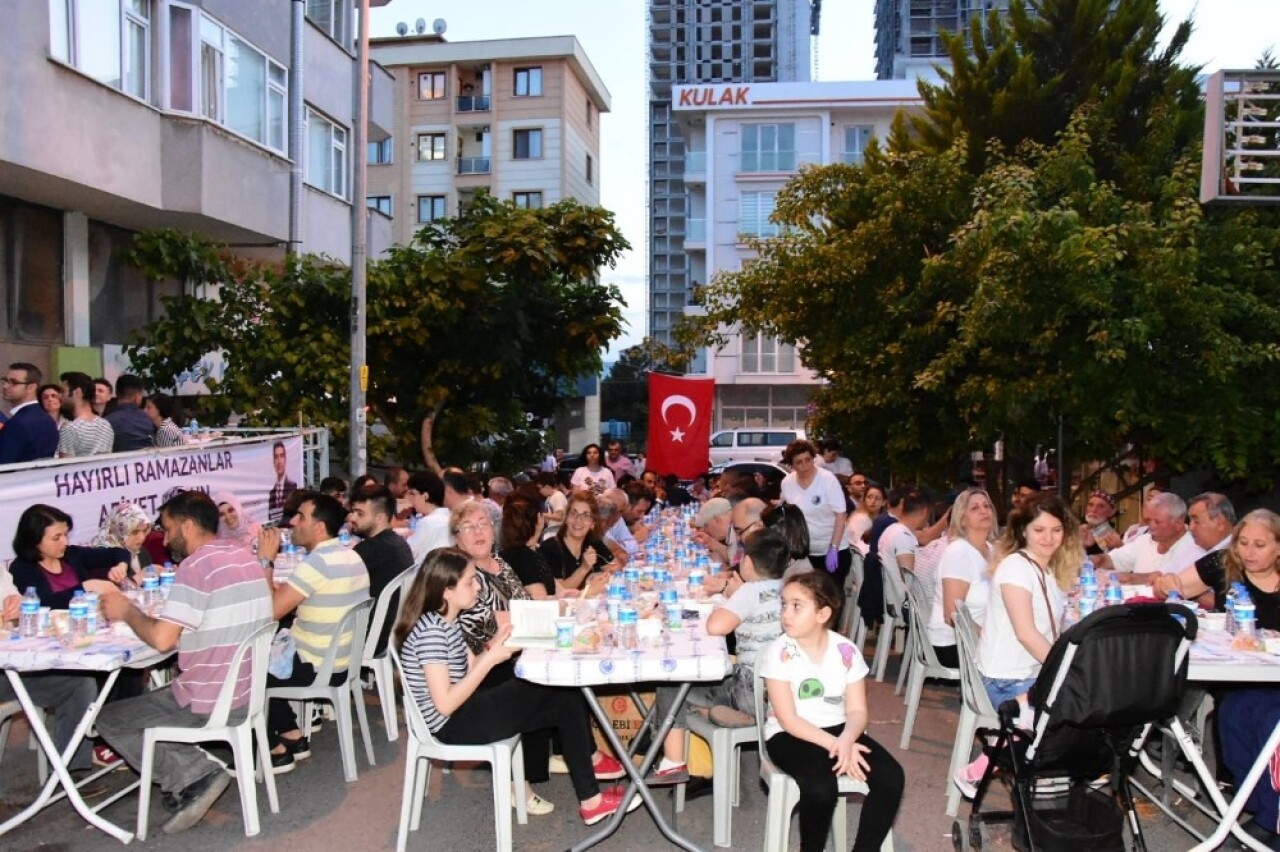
[515,620,732,687]
[0,633,163,673]
[1187,629,1280,683]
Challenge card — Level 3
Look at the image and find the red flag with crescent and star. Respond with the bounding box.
[646,372,715,479]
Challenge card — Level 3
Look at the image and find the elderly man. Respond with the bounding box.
[1153,493,1237,606]
[0,362,59,462]
[601,488,640,558]
[1080,490,1122,555]
[692,497,733,567]
[97,491,274,834]
[1094,492,1205,584]
[727,496,767,571]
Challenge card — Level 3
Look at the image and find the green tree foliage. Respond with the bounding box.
[600,339,688,452]
[125,195,628,469]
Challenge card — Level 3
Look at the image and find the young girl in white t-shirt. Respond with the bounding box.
[760,572,905,852]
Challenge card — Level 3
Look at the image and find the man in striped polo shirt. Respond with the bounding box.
[258,492,369,771]
[99,491,274,834]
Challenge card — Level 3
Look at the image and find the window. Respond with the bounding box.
[50,0,151,101]
[586,98,593,128]
[417,195,447,223]
[739,191,779,238]
[741,123,796,172]
[0,196,64,343]
[740,333,796,374]
[306,0,346,45]
[843,126,874,165]
[367,137,393,165]
[88,221,179,345]
[367,196,392,216]
[416,132,446,161]
[176,12,287,152]
[306,109,347,198]
[586,154,594,185]
[514,66,543,97]
[513,191,543,209]
[513,128,542,159]
[417,71,446,100]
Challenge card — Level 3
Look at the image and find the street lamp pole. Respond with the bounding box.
[349,0,370,477]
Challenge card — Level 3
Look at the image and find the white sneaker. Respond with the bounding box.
[548,755,570,775]
[513,789,555,816]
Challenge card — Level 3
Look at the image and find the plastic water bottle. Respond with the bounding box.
[339,527,352,546]
[617,606,639,651]
[19,587,40,638]
[606,580,625,622]
[84,591,100,636]
[623,565,640,598]
[1105,578,1124,606]
[1225,582,1242,634]
[186,418,199,435]
[69,591,89,639]
[141,566,161,613]
[160,562,176,596]
[1236,592,1258,640]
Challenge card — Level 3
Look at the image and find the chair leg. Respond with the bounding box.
[410,754,429,831]
[137,732,156,841]
[895,644,913,698]
[492,749,514,852]
[900,660,926,750]
[873,616,895,682]
[231,727,261,837]
[832,795,848,852]
[397,751,419,852]
[351,678,376,767]
[377,659,399,742]
[946,706,978,816]
[711,729,734,847]
[852,619,867,655]
[675,728,689,814]
[334,694,358,782]
[511,739,527,825]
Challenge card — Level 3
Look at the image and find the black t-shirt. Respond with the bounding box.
[1195,549,1280,632]
[354,528,416,654]
[537,535,614,583]
[499,545,555,596]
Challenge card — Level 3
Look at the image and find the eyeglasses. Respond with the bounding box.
[1,377,33,386]
[733,520,762,536]
[456,521,493,535]
[567,510,594,522]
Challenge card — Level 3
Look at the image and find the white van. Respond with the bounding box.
[708,428,806,467]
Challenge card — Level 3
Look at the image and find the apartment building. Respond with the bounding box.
[0,0,393,385]
[648,0,819,346]
[674,79,922,430]
[874,0,1011,80]
[366,34,610,247]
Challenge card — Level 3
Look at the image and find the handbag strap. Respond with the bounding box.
[1018,549,1059,642]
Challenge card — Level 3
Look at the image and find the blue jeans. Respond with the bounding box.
[981,675,1037,710]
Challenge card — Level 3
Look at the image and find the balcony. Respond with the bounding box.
[457,157,491,175]
[686,218,707,249]
[684,151,707,181]
[740,150,796,172]
[456,95,491,112]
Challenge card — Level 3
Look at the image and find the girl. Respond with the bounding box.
[569,444,615,495]
[394,548,637,825]
[760,572,905,852]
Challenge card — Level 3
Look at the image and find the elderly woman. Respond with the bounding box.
[779,439,849,585]
[926,488,997,668]
[213,492,262,548]
[91,501,154,585]
[538,490,617,592]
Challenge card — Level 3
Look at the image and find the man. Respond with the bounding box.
[56,372,114,457]
[406,469,452,565]
[104,374,155,452]
[257,493,369,771]
[816,439,853,477]
[846,471,869,510]
[1094,491,1205,583]
[535,471,567,539]
[0,362,59,463]
[487,476,514,508]
[1154,492,1237,606]
[1011,477,1041,515]
[601,488,640,557]
[349,484,415,654]
[605,440,635,481]
[540,449,558,472]
[266,441,298,525]
[383,465,412,519]
[441,467,471,511]
[692,497,733,567]
[92,377,114,416]
[619,481,654,543]
[1080,489,1122,554]
[728,496,767,570]
[97,491,274,834]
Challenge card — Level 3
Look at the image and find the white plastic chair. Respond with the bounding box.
[839,550,865,644]
[390,647,527,852]
[673,706,759,847]
[944,603,999,817]
[136,622,278,840]
[267,598,375,782]
[754,671,894,852]
[360,567,415,743]
[899,577,960,749]
[872,558,908,682]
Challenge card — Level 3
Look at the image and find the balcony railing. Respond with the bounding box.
[685,151,707,173]
[686,218,707,242]
[740,150,797,172]
[456,95,490,112]
[457,157,491,175]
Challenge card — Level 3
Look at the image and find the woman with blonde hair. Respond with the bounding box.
[926,488,998,668]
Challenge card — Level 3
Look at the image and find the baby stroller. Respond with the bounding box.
[954,602,1197,852]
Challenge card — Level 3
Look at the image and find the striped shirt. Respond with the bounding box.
[154,419,183,448]
[288,538,370,669]
[56,417,114,457]
[401,611,470,733]
[159,540,274,714]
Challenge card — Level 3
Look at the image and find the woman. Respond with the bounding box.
[762,501,814,580]
[779,440,850,585]
[145,393,184,448]
[844,482,887,556]
[394,548,635,825]
[213,492,262,549]
[452,501,532,655]
[538,490,616,592]
[38,383,64,428]
[1156,508,1280,629]
[926,488,997,668]
[10,504,129,609]
[498,495,556,599]
[90,502,154,585]
[688,474,711,504]
[569,444,615,496]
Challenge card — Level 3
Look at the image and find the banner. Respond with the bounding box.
[0,435,304,562]
[646,373,715,479]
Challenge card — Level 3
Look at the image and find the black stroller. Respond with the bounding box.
[954,602,1197,852]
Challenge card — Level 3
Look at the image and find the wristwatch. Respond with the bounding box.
[259,558,274,570]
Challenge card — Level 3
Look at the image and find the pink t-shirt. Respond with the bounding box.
[45,563,81,596]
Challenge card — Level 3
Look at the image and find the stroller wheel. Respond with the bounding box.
[951,820,968,851]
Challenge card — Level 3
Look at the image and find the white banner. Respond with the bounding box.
[0,435,305,561]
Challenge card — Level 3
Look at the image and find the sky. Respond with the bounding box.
[368,1,1280,355]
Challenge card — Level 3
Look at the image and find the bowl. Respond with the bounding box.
[1199,612,1226,632]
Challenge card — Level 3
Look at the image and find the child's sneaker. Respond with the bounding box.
[953,754,989,799]
[592,753,627,780]
[579,786,642,826]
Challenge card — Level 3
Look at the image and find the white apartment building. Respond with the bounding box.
[0,0,394,386]
[674,80,922,430]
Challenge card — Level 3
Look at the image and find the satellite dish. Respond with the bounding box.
[433,18,447,35]
[395,21,408,35]
[414,18,427,33]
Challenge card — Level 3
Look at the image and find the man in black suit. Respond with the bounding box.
[0,362,58,463]
[267,441,298,524]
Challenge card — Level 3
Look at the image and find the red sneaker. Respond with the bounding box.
[592,753,627,780]
[579,786,642,826]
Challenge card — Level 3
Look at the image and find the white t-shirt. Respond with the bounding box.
[844,512,874,555]
[781,468,847,556]
[717,578,782,673]
[977,552,1066,681]
[878,522,917,606]
[1107,531,1204,576]
[542,490,567,540]
[408,507,453,565]
[928,538,992,647]
[570,465,615,495]
[759,629,868,740]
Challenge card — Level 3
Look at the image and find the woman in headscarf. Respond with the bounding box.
[213,491,262,548]
[91,501,153,584]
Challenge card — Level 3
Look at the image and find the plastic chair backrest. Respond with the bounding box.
[905,576,953,672]
[204,621,276,728]
[390,645,438,748]
[845,549,864,600]
[753,668,771,757]
[312,597,374,683]
[881,555,908,619]
[953,603,996,718]
[363,567,416,663]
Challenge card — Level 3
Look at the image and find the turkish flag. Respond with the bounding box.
[647,373,715,479]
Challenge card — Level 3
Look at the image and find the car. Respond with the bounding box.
[707,460,790,493]
[708,428,805,467]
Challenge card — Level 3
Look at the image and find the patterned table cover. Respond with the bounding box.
[515,619,732,687]
[0,632,163,673]
[1188,629,1280,683]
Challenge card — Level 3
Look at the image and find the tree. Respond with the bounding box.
[599,339,688,452]
[125,195,629,470]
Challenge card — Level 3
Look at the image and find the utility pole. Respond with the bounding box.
[349,0,370,477]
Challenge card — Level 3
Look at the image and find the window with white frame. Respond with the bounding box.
[417,71,446,100]
[367,196,392,216]
[514,67,543,97]
[739,191,779,238]
[843,126,874,165]
[368,137,393,165]
[50,0,151,101]
[417,195,447,223]
[513,128,542,159]
[513,191,543,209]
[740,333,796,374]
[416,133,446,161]
[741,123,796,172]
[306,0,346,45]
[306,109,347,198]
